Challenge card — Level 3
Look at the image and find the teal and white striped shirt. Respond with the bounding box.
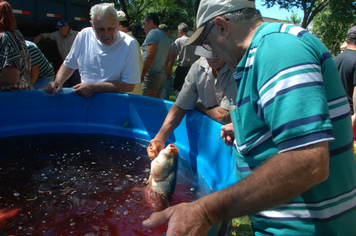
[231,22,356,235]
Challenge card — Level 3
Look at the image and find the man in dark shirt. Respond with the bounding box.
[334,26,356,120]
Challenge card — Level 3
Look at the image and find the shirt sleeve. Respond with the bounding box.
[254,33,334,152]
[63,31,81,70]
[175,63,200,110]
[120,38,141,84]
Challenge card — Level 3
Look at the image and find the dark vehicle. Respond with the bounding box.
[8,0,101,71]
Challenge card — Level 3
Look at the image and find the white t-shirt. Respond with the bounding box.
[64,28,140,84]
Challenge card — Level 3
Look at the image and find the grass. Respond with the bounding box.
[232,216,253,236]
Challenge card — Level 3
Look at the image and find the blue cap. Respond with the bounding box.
[347,26,356,38]
[56,20,68,28]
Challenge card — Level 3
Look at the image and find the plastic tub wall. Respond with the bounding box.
[0,90,238,234]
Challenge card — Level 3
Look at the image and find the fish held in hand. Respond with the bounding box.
[147,144,179,210]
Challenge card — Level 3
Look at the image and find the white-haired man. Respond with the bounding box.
[172,22,198,97]
[44,3,140,97]
[143,0,356,235]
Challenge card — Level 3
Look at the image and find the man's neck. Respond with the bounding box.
[346,44,356,51]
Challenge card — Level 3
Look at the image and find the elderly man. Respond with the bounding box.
[172,22,198,97]
[44,3,140,98]
[34,20,80,87]
[141,13,171,98]
[143,0,356,235]
[34,20,77,62]
[147,46,237,159]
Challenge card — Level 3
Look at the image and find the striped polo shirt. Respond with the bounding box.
[231,22,356,235]
[26,41,55,80]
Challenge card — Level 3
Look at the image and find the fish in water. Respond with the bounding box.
[0,208,20,229]
[146,144,179,210]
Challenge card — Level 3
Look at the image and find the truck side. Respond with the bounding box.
[8,0,101,72]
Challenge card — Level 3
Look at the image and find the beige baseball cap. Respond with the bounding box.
[186,0,255,45]
[117,10,127,22]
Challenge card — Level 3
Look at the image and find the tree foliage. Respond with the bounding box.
[282,13,302,24]
[312,0,356,56]
[101,0,195,27]
[262,0,333,28]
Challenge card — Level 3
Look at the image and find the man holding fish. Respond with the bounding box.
[147,46,237,159]
[143,0,356,235]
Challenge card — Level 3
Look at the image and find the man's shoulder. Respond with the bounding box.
[175,36,189,44]
[117,31,136,45]
[25,40,37,48]
[70,29,79,36]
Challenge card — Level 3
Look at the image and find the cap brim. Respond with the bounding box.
[195,45,214,59]
[185,24,208,46]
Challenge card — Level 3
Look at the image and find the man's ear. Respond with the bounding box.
[214,16,230,38]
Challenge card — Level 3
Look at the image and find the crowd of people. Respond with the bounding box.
[1,0,356,235]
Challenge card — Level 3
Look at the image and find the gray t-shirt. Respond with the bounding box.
[175,57,237,110]
[174,35,197,67]
[41,29,78,61]
[141,28,171,75]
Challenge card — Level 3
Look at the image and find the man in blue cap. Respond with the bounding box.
[34,19,80,87]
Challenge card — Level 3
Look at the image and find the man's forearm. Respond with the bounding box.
[141,57,154,81]
[55,64,75,86]
[195,104,230,124]
[199,141,330,225]
[155,105,187,142]
[30,64,40,85]
[90,81,135,93]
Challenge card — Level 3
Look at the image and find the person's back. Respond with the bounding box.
[26,40,55,89]
[141,28,171,75]
[141,13,171,98]
[173,23,197,95]
[334,26,356,114]
[0,1,31,91]
[175,37,196,67]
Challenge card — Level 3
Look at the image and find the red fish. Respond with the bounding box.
[146,144,179,210]
[0,208,20,229]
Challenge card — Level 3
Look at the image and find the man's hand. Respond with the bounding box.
[33,35,43,44]
[142,202,211,236]
[221,123,235,146]
[352,114,356,127]
[147,138,165,159]
[73,83,95,98]
[43,81,63,95]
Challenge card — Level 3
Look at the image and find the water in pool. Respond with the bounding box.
[0,133,212,236]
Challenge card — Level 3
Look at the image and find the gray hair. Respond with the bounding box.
[90,3,118,22]
[222,8,263,23]
[178,22,188,32]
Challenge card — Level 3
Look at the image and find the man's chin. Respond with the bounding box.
[100,39,113,45]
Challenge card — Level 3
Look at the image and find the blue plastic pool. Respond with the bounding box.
[0,89,238,235]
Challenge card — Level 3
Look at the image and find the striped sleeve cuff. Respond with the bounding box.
[277,130,334,153]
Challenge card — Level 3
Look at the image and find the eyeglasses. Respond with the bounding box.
[201,22,215,51]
